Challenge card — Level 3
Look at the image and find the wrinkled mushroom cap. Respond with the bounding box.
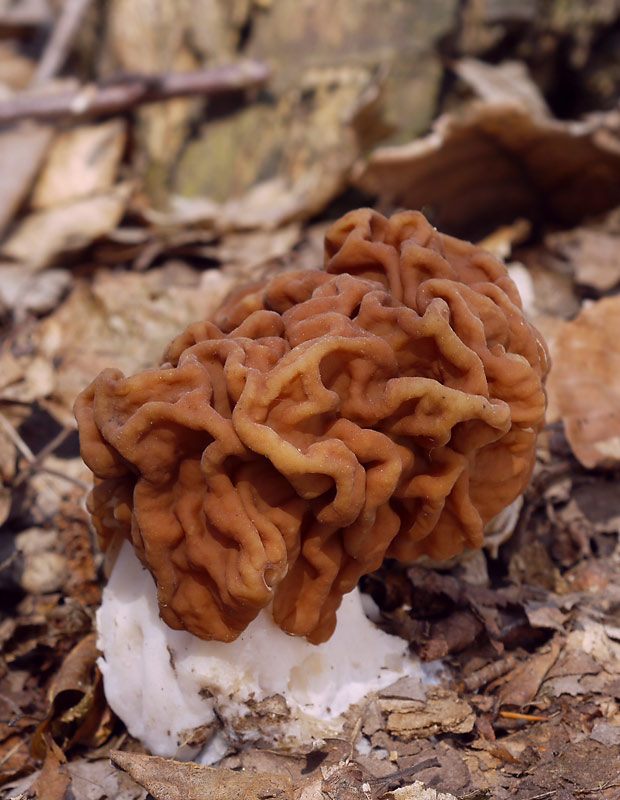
[75,209,549,644]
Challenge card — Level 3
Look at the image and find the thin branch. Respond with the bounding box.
[0,411,35,462]
[0,61,271,124]
[29,425,74,466]
[0,412,88,490]
[14,465,91,492]
[0,551,19,574]
[33,0,95,86]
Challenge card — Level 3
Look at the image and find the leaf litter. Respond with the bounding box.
[2,2,620,799]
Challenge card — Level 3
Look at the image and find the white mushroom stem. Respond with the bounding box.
[97,540,424,762]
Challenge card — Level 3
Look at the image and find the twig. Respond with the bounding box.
[0,411,35,462]
[0,411,89,490]
[26,426,73,467]
[0,738,24,770]
[33,0,95,86]
[368,758,440,796]
[462,654,517,692]
[499,710,549,723]
[20,465,91,492]
[0,61,271,124]
[0,551,18,574]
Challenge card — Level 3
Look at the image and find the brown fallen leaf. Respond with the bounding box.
[546,295,620,468]
[31,632,104,758]
[0,720,36,787]
[498,637,561,708]
[353,63,620,238]
[110,751,293,800]
[29,736,71,800]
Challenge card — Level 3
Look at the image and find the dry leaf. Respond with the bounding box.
[590,720,620,746]
[16,528,69,595]
[0,265,70,318]
[0,123,53,238]
[0,353,55,404]
[499,638,561,708]
[380,688,475,741]
[172,67,370,228]
[34,264,237,424]
[0,428,15,527]
[523,603,567,632]
[110,751,293,800]
[0,721,34,787]
[387,783,457,800]
[547,296,620,468]
[547,227,620,292]
[103,0,201,188]
[353,73,620,238]
[31,633,100,758]
[29,737,70,800]
[31,120,127,210]
[568,620,620,676]
[2,183,133,270]
[455,58,550,116]
[379,677,426,703]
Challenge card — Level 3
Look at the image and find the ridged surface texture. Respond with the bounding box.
[75,209,549,644]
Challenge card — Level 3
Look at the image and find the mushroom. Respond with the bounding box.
[75,209,549,757]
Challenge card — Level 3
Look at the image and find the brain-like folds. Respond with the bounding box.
[75,210,548,643]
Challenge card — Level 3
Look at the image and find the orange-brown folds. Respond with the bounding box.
[75,209,549,644]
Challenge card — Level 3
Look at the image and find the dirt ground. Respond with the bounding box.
[1,2,620,798]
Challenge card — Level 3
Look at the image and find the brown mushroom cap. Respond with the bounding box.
[74,209,549,644]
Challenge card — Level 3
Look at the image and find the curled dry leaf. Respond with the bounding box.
[547,295,620,468]
[31,633,109,759]
[353,66,620,237]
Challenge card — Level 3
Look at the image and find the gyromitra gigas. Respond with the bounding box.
[75,209,548,757]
